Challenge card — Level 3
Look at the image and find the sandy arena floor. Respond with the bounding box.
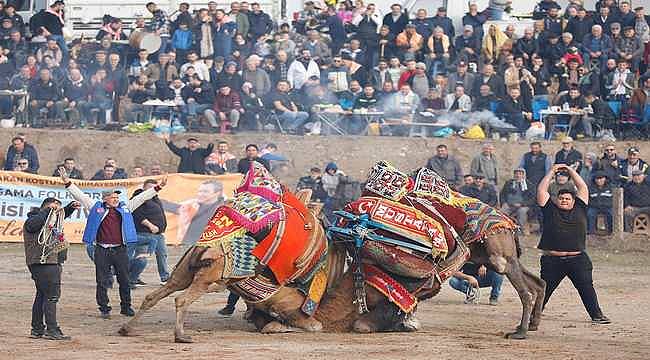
[1,239,649,360]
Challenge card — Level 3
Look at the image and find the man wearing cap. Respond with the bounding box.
[395,23,423,60]
[446,61,475,95]
[24,197,80,340]
[454,25,481,65]
[587,172,613,234]
[163,134,214,174]
[619,146,648,183]
[431,7,454,40]
[462,1,487,42]
[623,169,650,231]
[59,169,167,318]
[213,82,244,131]
[537,163,611,325]
[554,137,583,173]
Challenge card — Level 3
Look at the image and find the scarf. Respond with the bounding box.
[200,22,214,58]
[100,24,123,40]
[482,25,508,61]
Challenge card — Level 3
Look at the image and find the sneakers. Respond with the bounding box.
[464,286,480,304]
[136,279,146,286]
[43,328,71,341]
[29,329,43,339]
[100,310,111,319]
[592,315,611,324]
[120,307,136,317]
[217,305,235,317]
[489,297,499,306]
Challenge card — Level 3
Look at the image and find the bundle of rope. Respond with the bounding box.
[37,207,68,264]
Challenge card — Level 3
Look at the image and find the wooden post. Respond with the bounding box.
[612,188,624,242]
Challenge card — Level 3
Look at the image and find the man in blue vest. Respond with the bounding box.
[59,169,167,319]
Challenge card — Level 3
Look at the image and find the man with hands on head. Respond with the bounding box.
[536,163,610,325]
[58,168,167,319]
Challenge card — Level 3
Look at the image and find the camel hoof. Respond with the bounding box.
[118,325,130,337]
[352,319,375,334]
[505,331,527,340]
[261,321,294,334]
[175,335,193,343]
[395,314,420,333]
[295,318,323,332]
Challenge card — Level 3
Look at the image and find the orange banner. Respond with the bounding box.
[0,171,242,246]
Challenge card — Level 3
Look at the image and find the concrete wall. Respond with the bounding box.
[0,129,643,187]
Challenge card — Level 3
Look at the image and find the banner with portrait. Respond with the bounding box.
[0,171,242,245]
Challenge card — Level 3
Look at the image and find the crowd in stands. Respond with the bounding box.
[0,0,648,138]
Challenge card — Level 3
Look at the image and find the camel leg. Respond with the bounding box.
[119,284,177,336]
[503,259,533,340]
[174,257,225,343]
[255,287,323,333]
[522,266,546,331]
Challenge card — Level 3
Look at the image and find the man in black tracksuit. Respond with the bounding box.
[23,197,79,340]
[536,164,610,329]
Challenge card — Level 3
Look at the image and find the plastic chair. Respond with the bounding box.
[607,101,622,117]
[532,98,549,121]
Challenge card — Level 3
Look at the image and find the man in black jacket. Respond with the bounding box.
[29,68,65,127]
[499,88,533,132]
[566,7,594,44]
[237,144,271,174]
[23,197,79,340]
[587,172,613,234]
[554,137,583,173]
[382,4,409,35]
[163,134,214,174]
[129,179,170,287]
[623,170,650,231]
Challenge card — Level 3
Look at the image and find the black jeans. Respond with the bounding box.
[225,292,240,308]
[541,252,604,319]
[94,245,131,312]
[28,264,62,332]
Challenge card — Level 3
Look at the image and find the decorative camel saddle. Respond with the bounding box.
[195,162,328,316]
[329,161,518,314]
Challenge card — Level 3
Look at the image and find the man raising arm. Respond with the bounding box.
[536,164,610,325]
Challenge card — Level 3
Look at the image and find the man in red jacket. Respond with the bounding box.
[213,83,244,132]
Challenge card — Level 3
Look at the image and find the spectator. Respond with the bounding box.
[321,161,344,200]
[242,57,271,97]
[482,24,509,65]
[623,170,650,232]
[499,87,532,132]
[470,143,498,185]
[615,27,643,71]
[296,167,328,202]
[91,158,127,180]
[425,27,450,78]
[548,171,577,201]
[248,2,274,41]
[212,9,237,61]
[29,68,65,127]
[500,168,535,233]
[395,24,423,60]
[382,3,409,35]
[594,144,623,187]
[463,1,487,42]
[287,49,320,90]
[229,2,250,39]
[130,167,145,178]
[237,144,271,174]
[213,83,244,131]
[445,84,472,113]
[410,62,430,99]
[62,68,89,127]
[182,75,218,128]
[149,164,163,176]
[412,8,434,40]
[129,179,170,287]
[163,135,214,174]
[519,141,553,191]
[619,146,648,183]
[268,80,310,134]
[554,137,583,173]
[205,141,238,175]
[566,7,594,45]
[426,144,463,188]
[580,152,598,183]
[594,6,617,35]
[35,1,67,61]
[91,164,119,181]
[446,61,475,95]
[473,174,498,206]
[582,25,613,70]
[587,172,613,234]
[455,25,481,65]
[449,262,504,305]
[431,7,455,40]
[53,158,84,180]
[472,64,505,100]
[4,136,39,173]
[459,174,479,197]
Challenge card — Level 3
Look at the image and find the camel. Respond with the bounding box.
[119,191,545,342]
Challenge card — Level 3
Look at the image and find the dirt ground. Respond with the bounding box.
[1,238,649,360]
